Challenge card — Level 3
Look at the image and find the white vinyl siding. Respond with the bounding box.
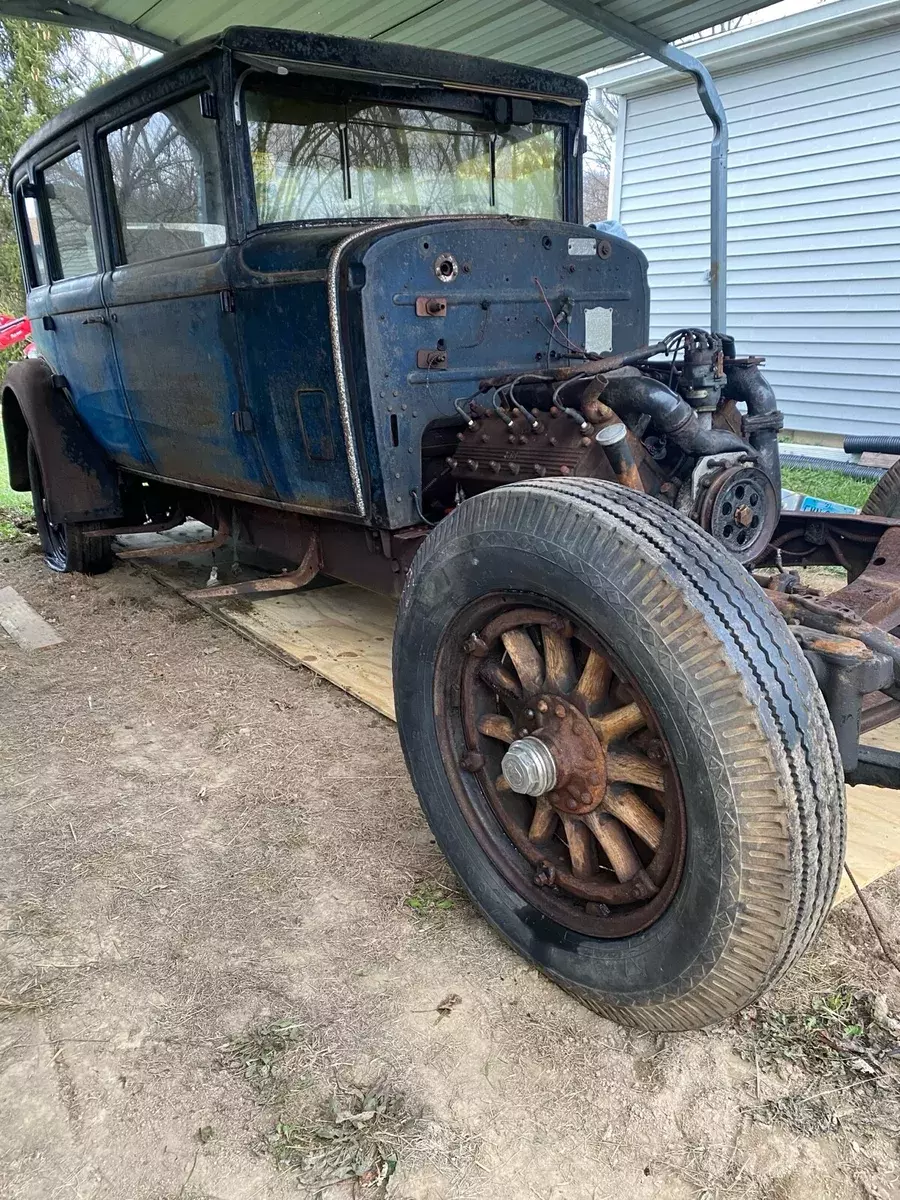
[614,27,900,438]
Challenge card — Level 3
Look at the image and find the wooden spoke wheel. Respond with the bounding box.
[446,603,686,937]
[394,479,844,1030]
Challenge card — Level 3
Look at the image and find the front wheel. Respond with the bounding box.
[393,479,844,1031]
[27,437,113,574]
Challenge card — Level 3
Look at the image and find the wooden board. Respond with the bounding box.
[123,529,900,905]
[0,585,62,650]
[222,585,396,719]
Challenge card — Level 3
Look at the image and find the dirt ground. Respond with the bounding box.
[2,530,900,1200]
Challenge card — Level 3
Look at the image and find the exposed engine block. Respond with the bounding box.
[451,329,784,565]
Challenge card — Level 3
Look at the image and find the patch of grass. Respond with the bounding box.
[781,464,874,510]
[263,1085,417,1193]
[736,989,900,1137]
[402,879,456,916]
[0,452,30,516]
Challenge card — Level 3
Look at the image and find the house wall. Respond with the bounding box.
[610,26,900,438]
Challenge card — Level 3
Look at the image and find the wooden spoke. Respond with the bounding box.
[583,810,641,882]
[528,797,558,842]
[501,628,545,693]
[591,701,645,745]
[479,659,522,700]
[542,628,577,693]
[477,714,516,744]
[603,786,662,851]
[572,650,611,709]
[561,815,598,878]
[606,749,666,791]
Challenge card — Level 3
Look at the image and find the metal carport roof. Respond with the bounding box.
[0,0,785,329]
[0,0,779,73]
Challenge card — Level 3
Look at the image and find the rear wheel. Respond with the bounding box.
[27,437,113,574]
[394,479,844,1030]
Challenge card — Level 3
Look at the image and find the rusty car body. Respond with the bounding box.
[5,25,900,1032]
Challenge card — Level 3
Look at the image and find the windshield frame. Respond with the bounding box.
[234,68,581,231]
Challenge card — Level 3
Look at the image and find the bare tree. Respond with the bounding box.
[583,91,617,224]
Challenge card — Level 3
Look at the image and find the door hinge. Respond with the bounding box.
[233,410,254,433]
[220,289,235,313]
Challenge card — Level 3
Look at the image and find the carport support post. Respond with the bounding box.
[542,0,728,333]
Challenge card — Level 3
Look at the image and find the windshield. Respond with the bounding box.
[245,89,564,224]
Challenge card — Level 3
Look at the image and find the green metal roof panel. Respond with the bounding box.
[1,0,781,71]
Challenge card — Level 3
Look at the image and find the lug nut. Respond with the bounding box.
[464,632,488,656]
[537,700,549,713]
[460,750,485,772]
[554,703,566,718]
[647,739,666,763]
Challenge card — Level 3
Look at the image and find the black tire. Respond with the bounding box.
[862,459,900,517]
[27,437,113,575]
[393,479,845,1031]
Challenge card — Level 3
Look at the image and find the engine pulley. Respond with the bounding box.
[697,464,778,564]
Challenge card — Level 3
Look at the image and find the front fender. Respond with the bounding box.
[2,358,123,523]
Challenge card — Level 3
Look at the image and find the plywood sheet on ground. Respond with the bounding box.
[222,585,397,719]
[124,531,900,905]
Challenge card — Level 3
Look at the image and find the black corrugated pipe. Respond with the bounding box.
[844,435,900,455]
[724,363,782,493]
[780,452,884,481]
[595,369,749,457]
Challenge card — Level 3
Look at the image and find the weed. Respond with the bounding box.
[736,989,900,1138]
[263,1084,418,1193]
[218,1019,319,1093]
[402,880,456,916]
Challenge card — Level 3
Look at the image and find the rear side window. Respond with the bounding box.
[105,94,226,265]
[17,190,48,286]
[44,150,97,279]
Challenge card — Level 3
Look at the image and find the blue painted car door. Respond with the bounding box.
[100,90,273,499]
[27,146,150,470]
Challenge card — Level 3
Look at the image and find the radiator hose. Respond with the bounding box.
[724,362,782,491]
[592,370,750,458]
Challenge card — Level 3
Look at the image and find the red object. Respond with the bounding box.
[0,313,32,352]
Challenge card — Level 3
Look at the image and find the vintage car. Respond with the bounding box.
[5,24,900,1032]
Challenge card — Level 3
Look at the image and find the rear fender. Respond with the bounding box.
[2,358,123,523]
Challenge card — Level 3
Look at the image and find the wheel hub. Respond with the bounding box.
[502,694,608,815]
[443,601,686,938]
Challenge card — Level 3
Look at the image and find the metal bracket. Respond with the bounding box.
[846,745,900,789]
[184,534,321,600]
[415,297,448,318]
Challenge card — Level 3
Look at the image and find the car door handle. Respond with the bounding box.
[81,315,107,325]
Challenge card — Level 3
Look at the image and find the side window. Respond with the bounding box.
[43,149,98,279]
[105,94,226,265]
[17,188,48,287]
